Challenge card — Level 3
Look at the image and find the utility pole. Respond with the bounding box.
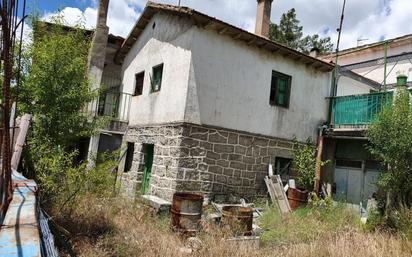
[327,0,347,124]
[333,0,347,96]
[383,41,388,91]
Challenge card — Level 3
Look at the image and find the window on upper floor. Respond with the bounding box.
[151,63,164,93]
[134,71,145,96]
[269,70,291,108]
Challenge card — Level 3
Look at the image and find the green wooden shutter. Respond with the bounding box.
[276,78,287,106]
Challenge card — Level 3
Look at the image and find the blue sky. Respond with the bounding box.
[36,0,92,14]
[37,0,412,49]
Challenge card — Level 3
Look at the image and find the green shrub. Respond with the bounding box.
[34,141,118,210]
[292,138,328,191]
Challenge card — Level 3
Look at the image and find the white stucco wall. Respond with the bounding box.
[352,60,412,86]
[324,41,412,86]
[187,28,332,141]
[337,76,374,96]
[121,13,195,125]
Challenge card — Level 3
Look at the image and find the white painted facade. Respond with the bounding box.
[187,28,330,140]
[336,76,374,96]
[121,14,194,126]
[322,36,412,87]
[120,12,374,141]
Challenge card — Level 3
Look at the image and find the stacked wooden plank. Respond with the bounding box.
[264,175,291,214]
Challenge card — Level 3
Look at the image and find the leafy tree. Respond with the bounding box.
[19,17,115,209]
[20,16,101,148]
[269,8,333,54]
[367,90,412,213]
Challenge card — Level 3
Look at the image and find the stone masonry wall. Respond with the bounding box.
[120,123,294,201]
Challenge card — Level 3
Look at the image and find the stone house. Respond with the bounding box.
[115,1,375,201]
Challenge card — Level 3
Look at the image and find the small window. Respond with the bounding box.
[270,71,291,108]
[134,72,144,96]
[124,142,135,172]
[151,64,163,92]
[275,157,292,177]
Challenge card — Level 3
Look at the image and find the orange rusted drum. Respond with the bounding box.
[287,187,309,210]
[221,206,253,236]
[171,192,204,235]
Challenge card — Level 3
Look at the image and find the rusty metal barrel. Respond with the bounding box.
[171,192,204,235]
[221,206,253,236]
[287,187,309,210]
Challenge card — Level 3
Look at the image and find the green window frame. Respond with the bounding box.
[151,63,163,93]
[269,70,291,108]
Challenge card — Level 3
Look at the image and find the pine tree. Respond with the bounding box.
[269,8,333,54]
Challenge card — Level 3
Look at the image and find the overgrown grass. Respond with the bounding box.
[52,195,412,257]
[259,204,361,245]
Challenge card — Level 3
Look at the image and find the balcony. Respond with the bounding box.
[97,90,132,132]
[98,90,132,121]
[330,92,393,129]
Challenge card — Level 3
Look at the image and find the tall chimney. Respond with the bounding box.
[86,0,110,167]
[255,0,273,38]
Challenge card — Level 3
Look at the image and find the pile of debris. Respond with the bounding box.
[139,167,304,253]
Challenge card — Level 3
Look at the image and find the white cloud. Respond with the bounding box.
[41,0,412,50]
[42,0,142,37]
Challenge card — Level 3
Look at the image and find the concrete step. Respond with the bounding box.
[141,195,171,213]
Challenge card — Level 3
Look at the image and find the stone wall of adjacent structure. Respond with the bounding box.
[120,123,295,201]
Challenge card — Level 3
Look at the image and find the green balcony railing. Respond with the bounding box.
[331,92,393,127]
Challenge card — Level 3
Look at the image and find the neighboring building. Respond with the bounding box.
[115,2,375,201]
[321,34,412,89]
[38,21,129,162]
[316,35,412,215]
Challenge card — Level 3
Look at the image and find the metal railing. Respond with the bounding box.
[330,92,393,128]
[97,91,132,122]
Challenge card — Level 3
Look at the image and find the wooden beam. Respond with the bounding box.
[257,41,267,48]
[293,56,302,61]
[233,33,242,40]
[218,28,228,34]
[271,47,280,53]
[140,16,150,22]
[314,136,324,195]
[282,52,292,58]
[247,38,256,45]
[204,22,215,29]
[11,114,31,170]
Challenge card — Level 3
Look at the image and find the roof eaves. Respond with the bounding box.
[115,2,334,72]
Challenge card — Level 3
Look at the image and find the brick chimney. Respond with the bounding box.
[255,0,273,38]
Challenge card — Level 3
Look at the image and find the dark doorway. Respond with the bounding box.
[141,144,154,194]
[124,142,135,172]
